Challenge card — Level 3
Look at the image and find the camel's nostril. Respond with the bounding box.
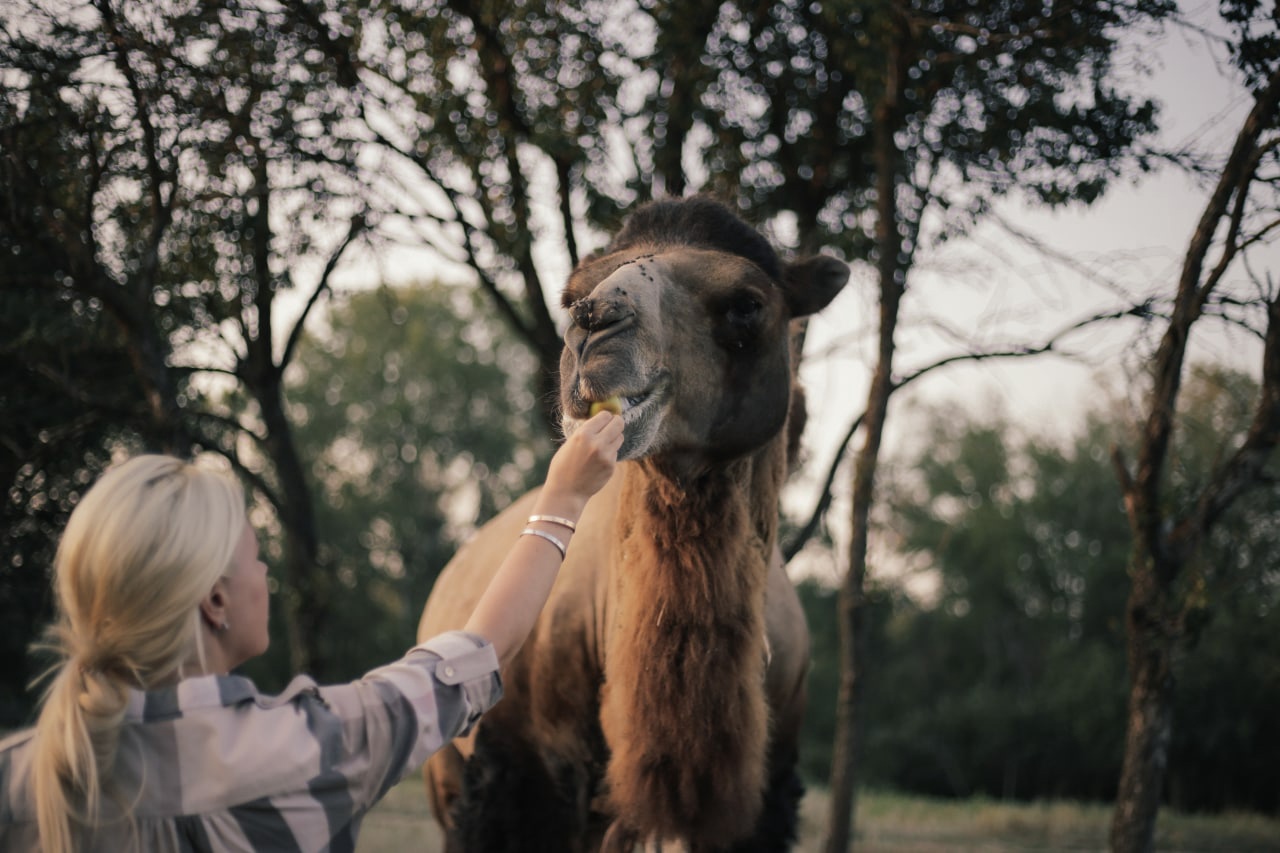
[574,295,633,333]
[570,297,594,329]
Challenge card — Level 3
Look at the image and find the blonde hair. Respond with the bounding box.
[30,454,245,853]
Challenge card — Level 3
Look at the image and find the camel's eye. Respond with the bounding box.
[714,289,768,352]
[725,292,763,324]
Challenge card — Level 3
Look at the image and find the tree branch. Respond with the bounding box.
[783,408,865,561]
[1133,64,1280,547]
[1175,286,1280,555]
[94,0,173,300]
[440,183,538,346]
[784,303,1142,558]
[186,408,270,447]
[279,213,365,371]
[356,104,539,349]
[895,305,1142,389]
[555,154,581,271]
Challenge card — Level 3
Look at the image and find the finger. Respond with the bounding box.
[601,413,625,436]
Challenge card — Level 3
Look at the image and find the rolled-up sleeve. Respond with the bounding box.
[320,630,503,810]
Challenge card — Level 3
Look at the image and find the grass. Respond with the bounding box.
[361,780,1280,852]
[803,790,1280,852]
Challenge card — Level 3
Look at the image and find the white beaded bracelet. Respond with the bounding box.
[527,514,577,532]
[521,527,567,559]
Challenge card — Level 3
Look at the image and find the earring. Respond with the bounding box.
[219,621,230,632]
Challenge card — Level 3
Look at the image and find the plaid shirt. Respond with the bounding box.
[0,630,501,852]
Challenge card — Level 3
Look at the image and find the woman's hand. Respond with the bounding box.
[539,411,625,519]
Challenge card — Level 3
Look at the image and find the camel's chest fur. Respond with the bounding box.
[598,461,775,846]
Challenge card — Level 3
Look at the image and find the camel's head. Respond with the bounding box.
[559,197,848,473]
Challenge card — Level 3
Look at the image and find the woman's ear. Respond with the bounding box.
[199,579,229,630]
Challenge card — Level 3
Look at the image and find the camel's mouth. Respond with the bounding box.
[564,378,669,459]
[575,387,654,426]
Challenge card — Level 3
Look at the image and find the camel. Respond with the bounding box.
[417,196,849,851]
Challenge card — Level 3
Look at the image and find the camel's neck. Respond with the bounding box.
[629,439,786,544]
[600,442,786,844]
[610,449,782,636]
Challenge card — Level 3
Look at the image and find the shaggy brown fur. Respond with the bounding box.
[602,457,772,845]
[418,196,848,851]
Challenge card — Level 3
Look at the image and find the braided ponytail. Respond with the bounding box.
[30,455,244,852]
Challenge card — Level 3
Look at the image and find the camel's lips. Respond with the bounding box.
[567,380,664,434]
[586,392,646,421]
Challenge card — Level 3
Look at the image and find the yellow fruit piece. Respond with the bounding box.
[589,396,623,416]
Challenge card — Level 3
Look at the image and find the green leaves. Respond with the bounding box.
[838,375,1280,808]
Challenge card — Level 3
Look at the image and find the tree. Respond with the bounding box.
[0,284,144,725]
[0,9,161,722]
[1,0,369,676]
[817,380,1280,810]
[877,404,1132,801]
[1107,5,1280,843]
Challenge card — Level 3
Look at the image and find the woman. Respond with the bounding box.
[0,411,624,852]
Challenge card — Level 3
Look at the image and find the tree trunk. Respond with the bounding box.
[1110,550,1178,853]
[825,272,903,852]
[1108,64,1280,853]
[258,373,325,677]
[825,14,907,849]
[119,323,192,458]
[824,483,873,853]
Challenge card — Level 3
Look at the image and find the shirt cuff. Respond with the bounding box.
[414,630,502,734]
[417,631,499,685]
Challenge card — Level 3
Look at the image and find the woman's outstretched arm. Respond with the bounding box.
[463,411,624,666]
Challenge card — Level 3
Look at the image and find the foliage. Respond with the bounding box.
[792,369,1280,812]
[1222,0,1280,92]
[1,0,373,675]
[636,0,1172,254]
[1143,367,1280,812]
[294,0,1178,388]
[300,0,642,406]
[871,406,1132,802]
[0,79,156,723]
[0,285,138,725]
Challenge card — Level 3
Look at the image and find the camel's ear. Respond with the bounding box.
[782,254,849,317]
